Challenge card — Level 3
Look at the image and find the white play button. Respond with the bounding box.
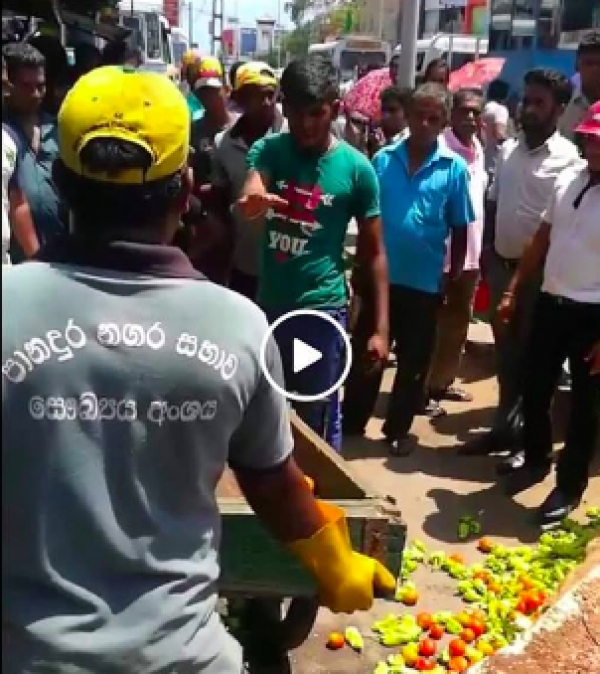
[293,338,322,374]
[259,309,353,403]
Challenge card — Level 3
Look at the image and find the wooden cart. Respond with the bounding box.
[217,412,407,672]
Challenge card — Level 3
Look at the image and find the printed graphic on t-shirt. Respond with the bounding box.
[266,179,335,262]
[2,318,241,426]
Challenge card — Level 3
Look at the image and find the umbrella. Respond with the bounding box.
[449,57,506,92]
[343,67,392,121]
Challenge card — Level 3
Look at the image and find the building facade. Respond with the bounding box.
[357,0,402,45]
[422,0,469,36]
[489,0,600,51]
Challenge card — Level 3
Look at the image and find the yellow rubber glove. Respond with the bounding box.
[289,501,397,613]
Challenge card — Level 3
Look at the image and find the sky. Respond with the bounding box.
[181,0,293,51]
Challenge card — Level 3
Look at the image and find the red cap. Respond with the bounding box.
[575,101,600,137]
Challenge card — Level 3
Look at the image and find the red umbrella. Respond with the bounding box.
[449,58,506,92]
[343,67,392,121]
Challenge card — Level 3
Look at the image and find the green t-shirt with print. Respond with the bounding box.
[247,133,380,309]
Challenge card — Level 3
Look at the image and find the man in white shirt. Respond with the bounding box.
[463,69,581,457]
[558,30,600,142]
[482,79,510,177]
[496,103,600,526]
[1,56,38,266]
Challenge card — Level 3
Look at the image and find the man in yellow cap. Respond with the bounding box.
[2,65,395,674]
[181,55,236,281]
[181,48,205,121]
[212,61,284,299]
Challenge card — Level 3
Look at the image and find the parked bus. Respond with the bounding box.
[309,35,391,82]
[113,1,174,71]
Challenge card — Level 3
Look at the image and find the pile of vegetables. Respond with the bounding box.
[327,508,599,673]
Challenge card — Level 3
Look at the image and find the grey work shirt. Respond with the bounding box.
[2,240,292,674]
[212,111,286,277]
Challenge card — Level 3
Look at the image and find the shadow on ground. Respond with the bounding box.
[423,483,540,544]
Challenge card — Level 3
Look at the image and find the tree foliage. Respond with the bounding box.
[281,1,361,60]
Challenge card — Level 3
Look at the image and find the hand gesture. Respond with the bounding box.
[237,193,289,221]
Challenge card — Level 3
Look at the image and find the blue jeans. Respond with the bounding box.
[264,307,348,452]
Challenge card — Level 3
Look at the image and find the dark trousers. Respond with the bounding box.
[487,250,541,441]
[265,307,348,452]
[523,293,600,497]
[343,284,440,440]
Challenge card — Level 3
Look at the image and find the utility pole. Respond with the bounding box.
[188,1,193,46]
[397,0,420,88]
[277,0,282,69]
[211,0,224,56]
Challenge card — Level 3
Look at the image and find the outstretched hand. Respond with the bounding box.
[237,193,289,220]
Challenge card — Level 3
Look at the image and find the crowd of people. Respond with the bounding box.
[1,24,599,674]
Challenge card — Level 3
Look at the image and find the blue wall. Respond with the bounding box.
[492,49,577,96]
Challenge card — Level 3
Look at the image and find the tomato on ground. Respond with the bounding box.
[449,638,467,657]
[429,624,445,640]
[448,655,470,672]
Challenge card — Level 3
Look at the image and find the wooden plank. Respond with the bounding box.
[217,411,407,597]
[219,498,406,597]
[289,412,371,500]
[216,412,372,499]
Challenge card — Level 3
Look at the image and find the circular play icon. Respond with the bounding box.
[259,309,353,402]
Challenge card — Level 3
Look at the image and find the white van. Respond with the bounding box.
[309,36,391,82]
[395,33,488,77]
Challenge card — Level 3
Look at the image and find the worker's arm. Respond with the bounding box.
[236,456,326,542]
[9,185,39,259]
[229,334,395,612]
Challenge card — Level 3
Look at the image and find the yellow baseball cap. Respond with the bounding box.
[234,61,277,91]
[59,65,190,185]
[193,56,223,90]
[181,47,202,66]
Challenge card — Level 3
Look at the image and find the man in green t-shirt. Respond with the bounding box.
[238,58,389,451]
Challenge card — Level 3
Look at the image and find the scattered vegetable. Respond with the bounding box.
[419,638,437,657]
[326,632,345,650]
[344,626,364,652]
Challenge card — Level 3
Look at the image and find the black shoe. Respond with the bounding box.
[538,489,581,527]
[503,461,552,496]
[496,451,526,475]
[431,386,474,403]
[386,436,414,457]
[420,399,448,419]
[459,431,503,456]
